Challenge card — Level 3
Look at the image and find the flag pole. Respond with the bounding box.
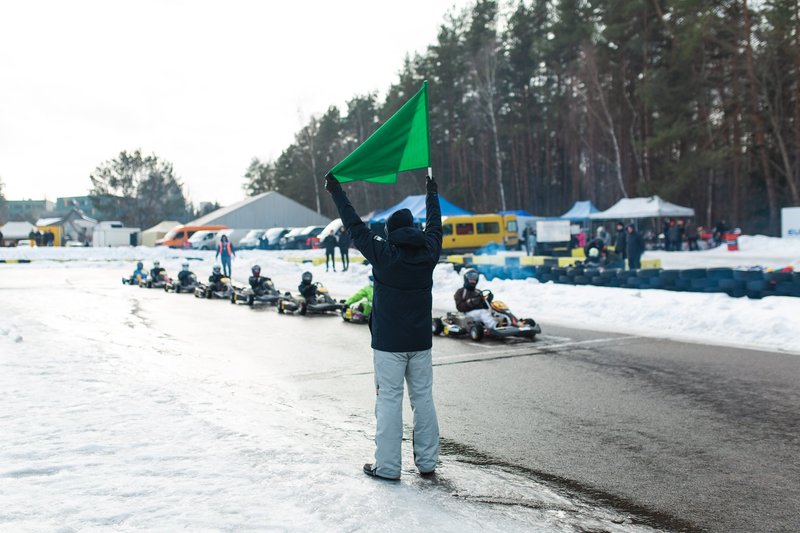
[424,80,431,179]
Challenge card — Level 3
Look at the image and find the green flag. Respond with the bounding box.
[328,81,430,184]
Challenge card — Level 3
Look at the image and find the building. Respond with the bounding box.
[55,196,100,218]
[7,199,55,222]
[188,192,329,229]
[36,208,98,246]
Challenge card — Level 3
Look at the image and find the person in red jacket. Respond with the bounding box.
[215,234,236,277]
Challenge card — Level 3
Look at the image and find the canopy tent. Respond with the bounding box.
[370,195,472,223]
[560,201,599,221]
[589,196,695,220]
[1,221,35,242]
[141,220,180,247]
[499,209,534,217]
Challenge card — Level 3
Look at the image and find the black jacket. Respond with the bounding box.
[626,230,645,259]
[615,230,627,259]
[249,275,271,294]
[151,267,165,280]
[178,270,195,285]
[209,272,225,284]
[337,230,351,251]
[322,234,338,253]
[455,287,486,312]
[331,187,442,352]
[298,281,317,301]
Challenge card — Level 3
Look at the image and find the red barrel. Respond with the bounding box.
[725,232,739,251]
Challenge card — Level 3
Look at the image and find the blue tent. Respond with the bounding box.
[499,209,535,217]
[560,200,599,221]
[370,195,472,223]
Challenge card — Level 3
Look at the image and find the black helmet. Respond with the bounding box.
[463,268,479,290]
[137,261,143,269]
[301,271,313,284]
[252,265,261,276]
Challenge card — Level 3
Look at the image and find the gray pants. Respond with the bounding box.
[372,348,439,479]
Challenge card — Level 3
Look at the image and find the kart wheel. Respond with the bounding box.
[230,293,236,304]
[523,318,538,339]
[469,324,484,341]
[277,303,285,314]
[147,281,152,288]
[175,286,180,294]
[206,290,212,299]
[299,302,307,316]
[248,295,254,306]
[432,318,444,335]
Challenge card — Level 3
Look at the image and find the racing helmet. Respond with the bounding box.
[588,247,600,258]
[153,260,160,268]
[252,265,261,276]
[137,261,143,269]
[182,262,189,271]
[212,264,221,274]
[463,268,479,290]
[301,271,313,285]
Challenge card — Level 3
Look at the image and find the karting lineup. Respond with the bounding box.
[125,260,541,339]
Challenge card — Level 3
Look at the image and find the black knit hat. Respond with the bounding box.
[386,208,414,233]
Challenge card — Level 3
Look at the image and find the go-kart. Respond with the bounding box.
[341,303,370,324]
[432,289,541,341]
[231,279,281,306]
[165,274,199,294]
[194,278,233,299]
[122,274,146,285]
[277,283,343,315]
[139,273,169,289]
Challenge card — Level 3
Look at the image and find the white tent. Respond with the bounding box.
[1,221,35,244]
[141,220,180,247]
[589,196,695,220]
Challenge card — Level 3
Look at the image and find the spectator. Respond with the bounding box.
[338,227,351,271]
[626,224,645,270]
[215,234,235,277]
[614,222,627,262]
[686,222,699,251]
[326,173,441,481]
[667,220,682,252]
[596,226,611,246]
[322,230,338,272]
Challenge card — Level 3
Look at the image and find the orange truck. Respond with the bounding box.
[155,225,227,248]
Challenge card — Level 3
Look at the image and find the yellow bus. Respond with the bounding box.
[441,214,518,253]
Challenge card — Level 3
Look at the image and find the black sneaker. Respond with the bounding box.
[418,469,436,478]
[362,463,400,481]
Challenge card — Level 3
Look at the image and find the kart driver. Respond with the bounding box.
[177,262,195,287]
[454,269,497,330]
[150,261,166,282]
[208,264,227,291]
[248,265,272,295]
[298,271,317,302]
[344,275,374,318]
[131,262,147,282]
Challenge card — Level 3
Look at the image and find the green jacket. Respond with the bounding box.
[345,284,373,316]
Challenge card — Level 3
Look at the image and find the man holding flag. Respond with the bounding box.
[324,81,441,481]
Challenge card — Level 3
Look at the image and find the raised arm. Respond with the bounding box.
[325,174,388,266]
[424,176,442,257]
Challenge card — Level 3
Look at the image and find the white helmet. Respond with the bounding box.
[589,247,600,258]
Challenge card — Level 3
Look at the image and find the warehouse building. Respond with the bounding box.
[187,192,329,229]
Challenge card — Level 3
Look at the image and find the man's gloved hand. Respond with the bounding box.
[325,173,342,194]
[426,175,437,194]
[486,292,494,303]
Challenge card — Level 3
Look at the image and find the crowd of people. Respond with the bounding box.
[27,229,57,246]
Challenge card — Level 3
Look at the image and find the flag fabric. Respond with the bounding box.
[328,81,430,184]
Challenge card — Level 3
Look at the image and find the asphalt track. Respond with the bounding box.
[150,278,799,532]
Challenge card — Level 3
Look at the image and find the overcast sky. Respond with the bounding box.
[0,0,467,206]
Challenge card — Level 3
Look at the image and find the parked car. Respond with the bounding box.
[238,229,267,250]
[218,228,251,247]
[155,225,226,248]
[280,225,324,250]
[186,230,221,250]
[261,227,291,249]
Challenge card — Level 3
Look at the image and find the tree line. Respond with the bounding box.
[244,0,800,234]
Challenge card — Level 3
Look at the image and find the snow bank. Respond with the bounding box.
[646,235,800,270]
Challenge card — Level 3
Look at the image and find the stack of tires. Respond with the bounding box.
[526,264,799,300]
